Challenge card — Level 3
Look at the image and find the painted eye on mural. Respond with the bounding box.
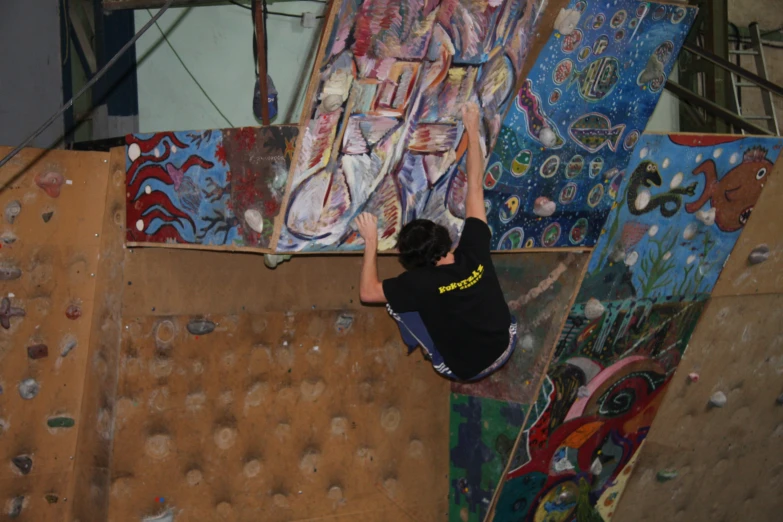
[646,163,656,172]
[756,168,767,180]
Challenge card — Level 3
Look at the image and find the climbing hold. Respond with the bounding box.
[0,297,25,329]
[327,485,343,501]
[687,372,700,383]
[0,266,22,281]
[27,344,48,360]
[34,171,65,198]
[322,94,343,113]
[554,8,581,35]
[4,200,21,224]
[584,298,605,320]
[330,416,347,436]
[44,494,58,504]
[216,502,233,517]
[408,439,424,458]
[12,455,33,475]
[748,244,770,265]
[41,211,54,223]
[520,333,535,350]
[243,459,262,478]
[65,304,82,320]
[145,434,173,460]
[264,253,292,269]
[186,469,202,486]
[334,313,354,333]
[533,196,556,217]
[243,209,264,234]
[0,232,16,245]
[213,427,237,450]
[590,458,603,475]
[709,391,727,408]
[60,336,77,357]
[272,493,289,508]
[299,448,320,474]
[187,319,215,336]
[577,385,590,398]
[381,407,401,432]
[776,393,783,405]
[656,469,679,482]
[539,127,557,148]
[18,379,39,400]
[47,416,75,429]
[143,510,174,522]
[300,379,326,401]
[7,496,24,518]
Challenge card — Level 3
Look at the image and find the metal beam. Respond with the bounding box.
[665,80,774,136]
[254,0,270,125]
[103,1,233,10]
[683,42,783,98]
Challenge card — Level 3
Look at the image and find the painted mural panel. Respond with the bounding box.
[452,252,588,404]
[493,295,708,522]
[449,394,528,522]
[576,133,783,303]
[486,1,697,250]
[277,0,545,252]
[126,126,298,249]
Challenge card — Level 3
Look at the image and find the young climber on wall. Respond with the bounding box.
[354,102,518,382]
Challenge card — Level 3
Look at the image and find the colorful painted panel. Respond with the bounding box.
[126,126,298,249]
[486,1,697,249]
[452,252,588,404]
[277,0,545,252]
[576,133,783,303]
[450,394,527,522]
[493,295,708,522]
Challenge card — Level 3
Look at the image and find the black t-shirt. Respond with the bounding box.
[382,218,511,380]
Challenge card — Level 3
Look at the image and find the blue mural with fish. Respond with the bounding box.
[575,133,783,303]
[484,0,697,249]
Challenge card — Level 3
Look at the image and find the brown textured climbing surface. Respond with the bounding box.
[712,154,783,297]
[108,310,450,521]
[0,146,112,521]
[612,294,783,522]
[68,147,127,522]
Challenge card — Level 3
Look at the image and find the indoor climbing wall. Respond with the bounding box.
[609,141,783,522]
[126,126,298,250]
[0,147,112,520]
[276,0,548,252]
[108,307,450,521]
[486,0,696,249]
[449,252,589,522]
[489,133,783,522]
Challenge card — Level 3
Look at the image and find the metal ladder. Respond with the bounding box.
[729,23,781,135]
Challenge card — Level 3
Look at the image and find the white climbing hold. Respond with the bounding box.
[577,385,590,398]
[244,209,264,234]
[695,208,715,226]
[584,298,605,320]
[128,143,141,162]
[709,391,727,408]
[554,8,581,35]
[539,127,557,148]
[624,251,639,266]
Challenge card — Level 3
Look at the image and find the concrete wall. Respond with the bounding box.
[134,2,324,133]
[0,1,63,149]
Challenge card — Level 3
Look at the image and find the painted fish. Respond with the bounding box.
[568,56,620,102]
[516,79,565,148]
[568,113,626,153]
[685,146,773,232]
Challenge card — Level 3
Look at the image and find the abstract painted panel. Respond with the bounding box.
[450,394,527,522]
[576,133,783,303]
[277,0,545,252]
[492,295,708,522]
[452,252,588,404]
[126,126,298,249]
[486,0,697,249]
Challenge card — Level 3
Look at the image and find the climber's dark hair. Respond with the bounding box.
[397,219,452,271]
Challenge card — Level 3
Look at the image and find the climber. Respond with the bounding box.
[355,102,517,382]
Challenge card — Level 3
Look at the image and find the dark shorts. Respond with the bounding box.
[386,305,518,382]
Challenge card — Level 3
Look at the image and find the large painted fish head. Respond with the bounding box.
[716,146,772,229]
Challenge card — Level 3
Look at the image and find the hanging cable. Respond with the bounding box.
[0,0,176,170]
[230,0,324,18]
[146,9,234,127]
